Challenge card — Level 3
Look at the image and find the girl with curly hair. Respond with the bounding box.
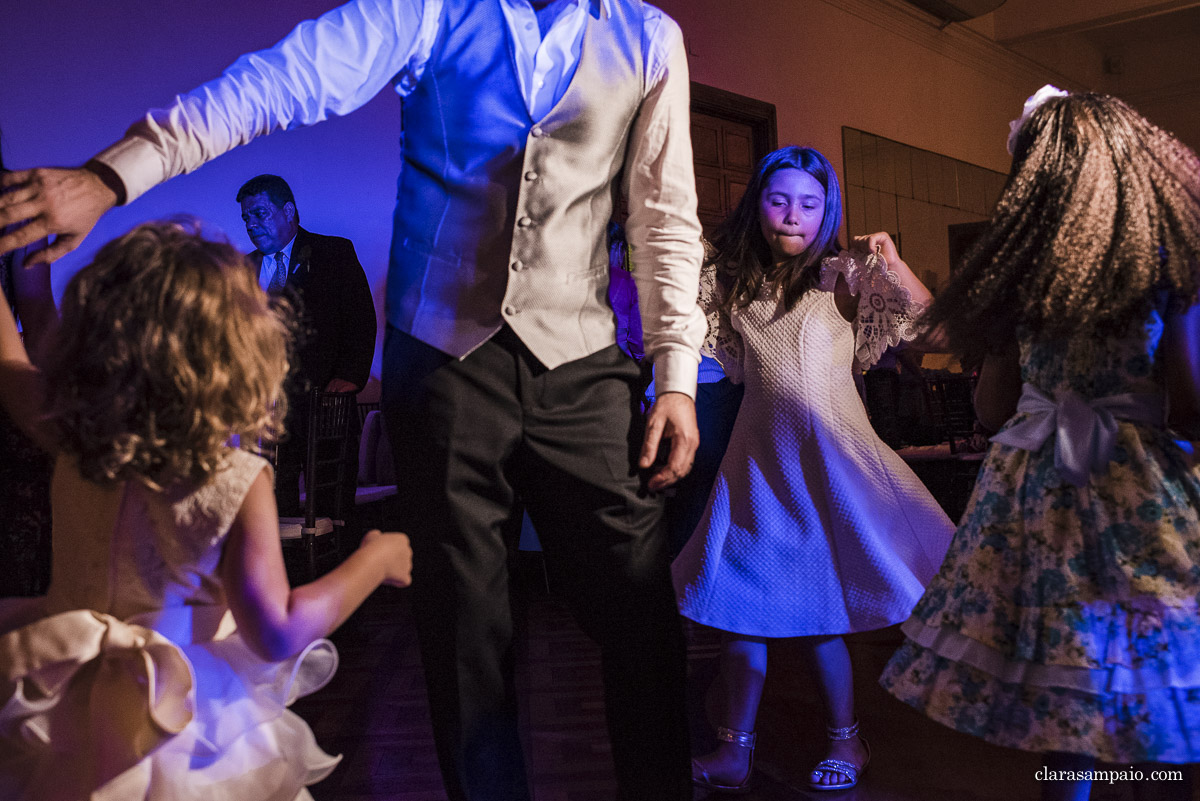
[881,88,1200,801]
[672,146,955,792]
[0,220,412,801]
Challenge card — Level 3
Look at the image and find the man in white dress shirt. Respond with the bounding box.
[0,2,704,799]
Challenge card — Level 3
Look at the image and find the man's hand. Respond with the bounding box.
[0,168,118,264]
[324,378,360,393]
[639,390,699,492]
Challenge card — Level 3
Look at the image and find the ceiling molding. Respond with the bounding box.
[994,0,1200,45]
[1120,78,1200,107]
[815,0,1079,90]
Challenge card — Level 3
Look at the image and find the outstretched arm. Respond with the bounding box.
[219,468,412,662]
[0,0,431,263]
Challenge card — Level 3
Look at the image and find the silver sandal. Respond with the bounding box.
[808,720,870,791]
[692,726,756,794]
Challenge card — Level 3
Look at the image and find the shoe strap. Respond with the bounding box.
[826,720,860,740]
[812,758,860,780]
[715,726,757,748]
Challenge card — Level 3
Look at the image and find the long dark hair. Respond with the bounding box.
[711,146,843,314]
[925,92,1200,355]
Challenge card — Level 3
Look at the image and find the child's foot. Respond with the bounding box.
[692,737,754,793]
[809,734,870,790]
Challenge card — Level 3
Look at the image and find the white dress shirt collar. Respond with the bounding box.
[499,0,606,121]
[257,233,298,291]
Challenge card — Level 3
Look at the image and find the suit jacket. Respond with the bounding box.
[251,227,376,394]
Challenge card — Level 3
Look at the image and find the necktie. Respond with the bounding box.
[267,252,288,292]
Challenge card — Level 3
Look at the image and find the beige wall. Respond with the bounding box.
[655,0,1066,285]
[659,0,1044,172]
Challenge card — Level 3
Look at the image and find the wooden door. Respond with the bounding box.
[692,112,756,234]
[689,84,777,238]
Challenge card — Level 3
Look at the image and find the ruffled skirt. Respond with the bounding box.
[880,425,1200,762]
[0,609,340,800]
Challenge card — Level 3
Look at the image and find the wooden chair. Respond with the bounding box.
[924,373,978,455]
[357,400,381,427]
[919,372,986,520]
[280,388,357,580]
[354,408,400,522]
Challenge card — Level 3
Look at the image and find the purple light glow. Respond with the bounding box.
[4,0,401,393]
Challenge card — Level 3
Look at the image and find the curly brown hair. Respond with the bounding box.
[925,92,1200,356]
[44,220,293,490]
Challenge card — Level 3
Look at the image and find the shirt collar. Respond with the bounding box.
[275,233,298,267]
[507,0,608,20]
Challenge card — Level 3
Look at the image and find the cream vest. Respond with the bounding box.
[386,0,645,368]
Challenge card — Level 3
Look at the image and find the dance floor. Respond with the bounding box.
[294,557,1198,801]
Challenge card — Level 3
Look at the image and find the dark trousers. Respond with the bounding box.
[381,325,690,801]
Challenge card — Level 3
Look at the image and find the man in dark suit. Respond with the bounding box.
[237,173,375,516]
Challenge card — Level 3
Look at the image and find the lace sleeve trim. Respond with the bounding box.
[698,260,744,383]
[820,250,928,368]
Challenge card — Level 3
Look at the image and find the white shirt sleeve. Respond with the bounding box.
[623,9,705,399]
[96,0,436,203]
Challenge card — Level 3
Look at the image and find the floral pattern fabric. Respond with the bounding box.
[880,307,1200,763]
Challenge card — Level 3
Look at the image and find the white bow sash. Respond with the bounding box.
[990,384,1164,487]
[0,610,195,781]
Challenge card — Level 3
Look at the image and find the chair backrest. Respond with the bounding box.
[923,373,978,454]
[357,409,397,486]
[304,388,357,527]
[357,400,381,427]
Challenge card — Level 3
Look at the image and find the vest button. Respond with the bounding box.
[511,260,525,271]
[518,216,533,228]
[524,171,538,181]
[504,305,518,316]
[530,126,545,138]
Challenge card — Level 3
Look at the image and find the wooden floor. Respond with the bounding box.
[294,563,1200,801]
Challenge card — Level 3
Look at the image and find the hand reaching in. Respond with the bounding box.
[0,168,118,264]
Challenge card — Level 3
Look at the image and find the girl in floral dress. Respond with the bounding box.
[880,88,1200,801]
[673,146,954,793]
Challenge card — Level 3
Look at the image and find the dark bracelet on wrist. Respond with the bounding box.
[81,159,128,207]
